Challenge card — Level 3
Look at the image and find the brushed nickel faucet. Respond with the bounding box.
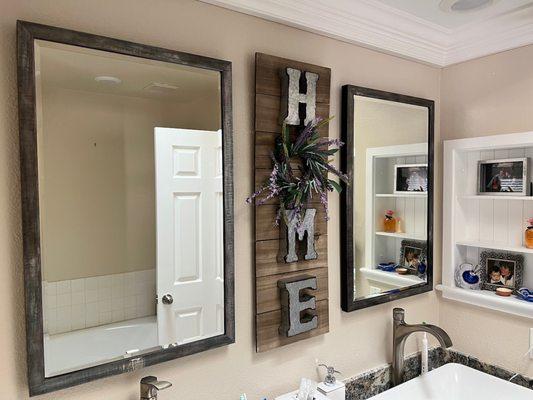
[392,308,452,386]
[140,376,172,400]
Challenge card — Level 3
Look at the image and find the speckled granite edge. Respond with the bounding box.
[344,348,533,400]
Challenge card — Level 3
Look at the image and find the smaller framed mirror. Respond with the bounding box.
[17,21,234,395]
[340,85,434,312]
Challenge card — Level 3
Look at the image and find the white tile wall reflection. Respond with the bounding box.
[43,269,156,335]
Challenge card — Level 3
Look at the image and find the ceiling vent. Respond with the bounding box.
[143,82,180,93]
[94,76,122,85]
[440,0,497,13]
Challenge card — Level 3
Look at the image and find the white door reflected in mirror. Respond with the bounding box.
[155,128,224,346]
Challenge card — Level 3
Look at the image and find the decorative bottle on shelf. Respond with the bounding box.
[396,218,403,233]
[525,218,533,249]
[384,210,396,233]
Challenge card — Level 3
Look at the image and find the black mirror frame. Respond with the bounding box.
[340,85,434,312]
[17,21,235,396]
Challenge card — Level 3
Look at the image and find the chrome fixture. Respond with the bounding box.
[140,376,172,400]
[162,294,173,305]
[392,308,452,386]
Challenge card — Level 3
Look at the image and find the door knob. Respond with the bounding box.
[162,294,173,305]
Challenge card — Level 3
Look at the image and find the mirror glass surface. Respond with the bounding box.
[35,40,224,376]
[352,95,429,300]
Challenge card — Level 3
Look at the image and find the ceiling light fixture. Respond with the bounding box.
[94,76,122,85]
[440,0,497,13]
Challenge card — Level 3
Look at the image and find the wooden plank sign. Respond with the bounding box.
[254,53,331,352]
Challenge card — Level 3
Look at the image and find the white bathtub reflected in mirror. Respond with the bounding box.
[44,316,157,376]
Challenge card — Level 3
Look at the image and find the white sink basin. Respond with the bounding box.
[369,363,531,399]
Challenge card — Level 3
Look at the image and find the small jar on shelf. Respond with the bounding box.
[383,209,396,233]
[525,218,533,249]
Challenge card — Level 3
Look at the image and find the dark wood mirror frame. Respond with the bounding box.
[17,21,235,396]
[340,85,434,312]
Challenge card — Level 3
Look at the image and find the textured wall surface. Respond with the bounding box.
[0,1,443,399]
[441,45,533,378]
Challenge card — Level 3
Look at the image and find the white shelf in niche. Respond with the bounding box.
[376,231,426,240]
[460,195,533,201]
[443,131,533,320]
[360,268,425,287]
[365,143,428,271]
[376,193,427,198]
[455,240,533,254]
[436,285,533,319]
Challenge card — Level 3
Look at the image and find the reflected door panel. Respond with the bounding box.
[155,128,224,346]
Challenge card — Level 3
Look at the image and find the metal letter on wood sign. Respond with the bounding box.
[285,208,318,263]
[280,67,318,126]
[278,275,318,337]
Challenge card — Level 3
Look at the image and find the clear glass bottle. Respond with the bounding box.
[384,210,396,233]
[526,218,533,249]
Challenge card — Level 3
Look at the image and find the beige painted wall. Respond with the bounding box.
[38,84,219,282]
[440,45,533,378]
[0,1,442,398]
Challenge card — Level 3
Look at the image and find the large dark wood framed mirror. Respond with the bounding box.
[340,85,434,312]
[17,21,234,395]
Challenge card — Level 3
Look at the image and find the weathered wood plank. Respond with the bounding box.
[256,205,327,241]
[256,53,331,103]
[256,299,329,353]
[254,53,330,353]
[256,267,328,314]
[256,235,327,278]
[255,94,330,135]
[254,128,331,169]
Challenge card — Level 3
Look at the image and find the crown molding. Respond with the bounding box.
[199,0,533,67]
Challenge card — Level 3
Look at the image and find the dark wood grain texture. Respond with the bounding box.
[256,235,328,278]
[255,205,327,241]
[256,267,328,314]
[17,21,235,396]
[254,53,331,352]
[340,85,435,312]
[255,53,330,103]
[256,299,329,353]
[255,95,330,135]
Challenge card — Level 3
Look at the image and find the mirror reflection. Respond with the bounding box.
[353,95,429,300]
[35,40,224,376]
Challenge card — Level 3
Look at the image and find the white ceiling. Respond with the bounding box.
[36,40,220,102]
[376,0,533,29]
[199,0,533,66]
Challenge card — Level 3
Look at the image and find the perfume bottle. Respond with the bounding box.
[384,210,396,233]
[525,218,533,249]
[396,218,403,233]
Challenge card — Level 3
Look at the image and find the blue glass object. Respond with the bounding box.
[418,262,427,275]
[517,288,533,302]
[378,262,396,272]
[462,270,480,284]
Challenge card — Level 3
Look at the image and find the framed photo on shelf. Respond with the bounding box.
[394,164,428,194]
[399,239,427,273]
[477,158,529,196]
[479,251,523,292]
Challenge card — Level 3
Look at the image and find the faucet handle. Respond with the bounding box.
[141,376,172,399]
[318,364,341,385]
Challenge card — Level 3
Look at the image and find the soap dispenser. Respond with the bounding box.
[316,364,345,400]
